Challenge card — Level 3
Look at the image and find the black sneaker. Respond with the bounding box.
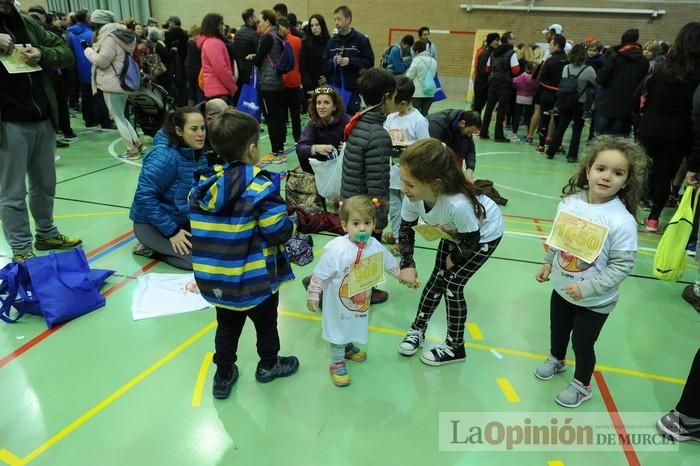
[656,410,700,442]
[212,365,239,399]
[255,356,299,383]
[493,137,511,143]
[420,344,466,366]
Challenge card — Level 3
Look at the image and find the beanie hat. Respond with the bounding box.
[90,9,115,25]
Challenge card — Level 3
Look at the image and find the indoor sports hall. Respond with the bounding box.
[1,1,699,465]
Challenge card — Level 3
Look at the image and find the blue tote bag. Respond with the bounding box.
[331,63,352,109]
[0,249,112,328]
[432,71,447,102]
[236,67,262,122]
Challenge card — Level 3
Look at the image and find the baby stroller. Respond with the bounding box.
[128,77,174,137]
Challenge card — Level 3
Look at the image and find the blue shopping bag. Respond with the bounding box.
[331,63,352,109]
[236,67,261,122]
[0,249,111,328]
[432,71,447,102]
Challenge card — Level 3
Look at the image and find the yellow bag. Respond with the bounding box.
[653,187,698,281]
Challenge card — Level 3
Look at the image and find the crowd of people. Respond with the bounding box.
[0,0,698,444]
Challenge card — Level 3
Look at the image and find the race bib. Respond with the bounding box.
[546,211,608,263]
[413,224,456,242]
[348,252,384,297]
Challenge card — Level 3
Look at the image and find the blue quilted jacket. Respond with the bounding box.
[129,130,207,236]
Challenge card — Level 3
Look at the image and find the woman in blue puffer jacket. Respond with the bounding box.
[129,107,208,269]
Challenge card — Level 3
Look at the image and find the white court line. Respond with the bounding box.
[108,137,142,167]
[505,230,658,253]
[495,183,560,201]
[475,151,560,200]
[476,151,519,157]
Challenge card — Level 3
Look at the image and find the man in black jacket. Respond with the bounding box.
[233,8,260,105]
[471,32,500,113]
[593,28,648,137]
[164,16,189,105]
[322,5,374,114]
[480,31,520,142]
[0,0,81,261]
[537,35,568,150]
[428,109,482,182]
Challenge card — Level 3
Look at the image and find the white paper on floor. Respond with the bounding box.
[131,273,212,320]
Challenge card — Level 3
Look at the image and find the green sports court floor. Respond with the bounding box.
[0,101,698,466]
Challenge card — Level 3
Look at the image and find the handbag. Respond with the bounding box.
[0,249,111,328]
[236,67,261,122]
[285,166,325,214]
[331,62,352,109]
[653,187,698,281]
[308,145,344,199]
[432,71,447,102]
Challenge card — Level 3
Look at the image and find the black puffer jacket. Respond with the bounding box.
[340,108,392,229]
[596,44,649,118]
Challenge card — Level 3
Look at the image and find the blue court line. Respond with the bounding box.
[87,234,136,264]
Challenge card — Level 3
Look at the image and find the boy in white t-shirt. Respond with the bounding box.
[306,196,404,387]
[383,76,430,252]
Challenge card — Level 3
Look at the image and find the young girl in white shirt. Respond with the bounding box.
[534,136,649,408]
[306,196,403,387]
[397,138,504,366]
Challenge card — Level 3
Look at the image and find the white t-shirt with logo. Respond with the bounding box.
[313,235,398,345]
[550,192,637,308]
[401,193,504,243]
[384,109,430,189]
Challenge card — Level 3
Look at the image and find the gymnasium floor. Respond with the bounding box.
[0,100,698,466]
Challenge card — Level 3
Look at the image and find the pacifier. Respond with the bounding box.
[354,232,370,242]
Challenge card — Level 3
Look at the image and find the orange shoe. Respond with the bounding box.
[329,361,350,387]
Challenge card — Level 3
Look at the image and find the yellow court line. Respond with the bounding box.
[496,378,521,403]
[280,310,686,384]
[191,352,213,408]
[0,449,24,466]
[467,322,484,341]
[22,321,217,464]
[547,461,565,466]
[53,211,128,220]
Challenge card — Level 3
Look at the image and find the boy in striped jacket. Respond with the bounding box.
[189,109,299,400]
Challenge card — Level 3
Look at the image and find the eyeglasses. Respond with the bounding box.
[313,87,335,95]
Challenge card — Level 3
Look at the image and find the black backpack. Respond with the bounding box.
[556,65,589,111]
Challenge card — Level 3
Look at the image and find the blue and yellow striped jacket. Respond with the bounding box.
[189,161,294,310]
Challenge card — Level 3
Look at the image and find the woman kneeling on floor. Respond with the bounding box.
[129,106,208,269]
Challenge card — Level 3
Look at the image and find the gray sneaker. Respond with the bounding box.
[534,356,566,380]
[656,410,700,442]
[398,328,424,356]
[555,379,592,408]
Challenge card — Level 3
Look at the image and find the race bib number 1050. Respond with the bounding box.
[546,211,608,263]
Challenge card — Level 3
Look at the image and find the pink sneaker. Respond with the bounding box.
[644,218,659,232]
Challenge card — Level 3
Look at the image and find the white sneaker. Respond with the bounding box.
[398,328,424,356]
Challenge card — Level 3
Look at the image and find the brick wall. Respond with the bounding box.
[152,0,696,83]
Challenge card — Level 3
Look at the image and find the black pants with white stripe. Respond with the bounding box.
[410,237,501,347]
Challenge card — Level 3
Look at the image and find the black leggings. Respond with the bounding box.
[549,290,609,386]
[639,135,693,220]
[677,348,700,418]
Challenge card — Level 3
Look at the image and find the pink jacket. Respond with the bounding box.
[196,35,237,98]
[512,72,538,98]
